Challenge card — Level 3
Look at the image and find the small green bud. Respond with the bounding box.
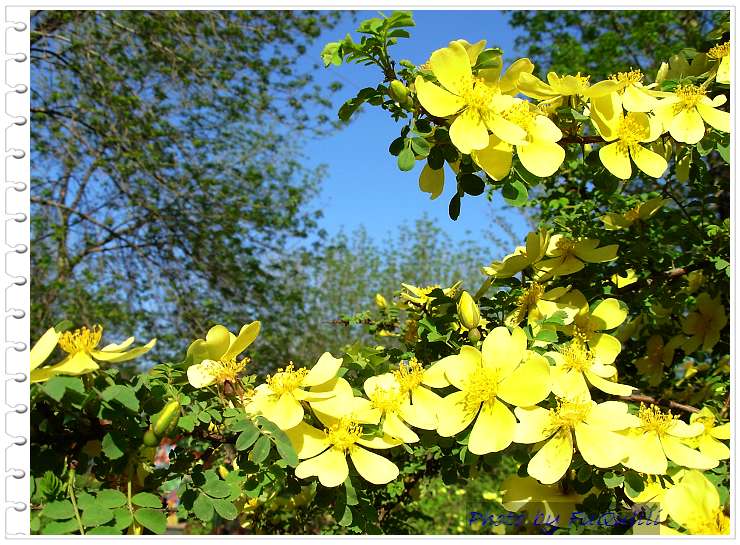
[457,291,481,330]
[152,400,181,437]
[142,428,160,447]
[389,80,409,103]
[468,328,481,343]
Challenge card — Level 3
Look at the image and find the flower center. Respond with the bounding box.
[637,404,676,436]
[674,84,706,111]
[707,41,729,60]
[325,418,362,451]
[266,363,308,395]
[555,237,577,255]
[514,282,545,323]
[393,358,425,392]
[610,68,644,88]
[459,78,497,117]
[616,115,648,154]
[572,317,595,345]
[206,356,249,384]
[547,398,591,433]
[503,101,536,135]
[558,341,594,372]
[59,325,103,354]
[369,385,404,413]
[463,367,500,411]
[623,206,641,222]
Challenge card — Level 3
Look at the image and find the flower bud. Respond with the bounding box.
[152,400,181,437]
[375,293,388,308]
[468,328,481,343]
[457,291,480,330]
[142,428,160,447]
[389,79,409,103]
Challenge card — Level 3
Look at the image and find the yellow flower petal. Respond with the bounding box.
[414,76,465,117]
[302,352,343,387]
[285,421,330,459]
[30,327,61,370]
[471,135,512,181]
[528,428,573,484]
[599,141,632,179]
[382,412,419,443]
[589,299,627,330]
[586,401,640,431]
[499,58,534,94]
[419,163,445,199]
[661,435,717,470]
[625,431,667,474]
[259,392,304,430]
[429,41,472,96]
[590,92,622,140]
[669,107,705,144]
[585,370,635,396]
[513,406,553,444]
[401,392,438,430]
[574,423,627,468]
[710,422,730,440]
[517,140,565,177]
[663,470,719,530]
[444,345,480,390]
[205,325,231,360]
[449,110,489,154]
[622,84,658,112]
[91,338,156,363]
[632,145,668,178]
[486,115,528,145]
[468,399,516,455]
[355,434,401,450]
[436,391,478,437]
[187,361,218,389]
[696,103,730,133]
[589,332,622,365]
[222,321,260,360]
[497,352,550,407]
[349,446,399,485]
[482,326,526,376]
[295,447,348,487]
[698,435,730,460]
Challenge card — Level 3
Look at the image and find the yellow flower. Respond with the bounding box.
[707,41,730,85]
[683,270,704,294]
[654,85,729,144]
[31,325,155,383]
[483,229,550,278]
[505,283,578,328]
[400,281,461,308]
[681,293,727,354]
[361,372,437,443]
[287,409,400,488]
[517,71,616,111]
[685,408,730,461]
[513,399,635,484]
[547,340,635,398]
[186,322,260,388]
[426,326,550,455]
[663,470,730,534]
[558,290,627,366]
[472,99,565,179]
[594,69,662,113]
[625,472,683,523]
[502,475,586,526]
[610,269,638,288]
[635,335,683,387]
[534,235,618,281]
[414,41,533,154]
[655,52,710,85]
[392,357,444,425]
[622,405,717,475]
[596,111,667,179]
[250,353,344,430]
[600,197,667,230]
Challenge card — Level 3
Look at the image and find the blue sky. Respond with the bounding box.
[303,10,532,252]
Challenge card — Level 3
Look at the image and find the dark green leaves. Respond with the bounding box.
[397,147,416,171]
[101,432,125,460]
[249,435,272,464]
[42,377,85,402]
[459,173,485,196]
[41,500,75,520]
[131,492,162,508]
[235,425,260,451]
[101,385,139,412]
[133,508,166,534]
[502,180,528,206]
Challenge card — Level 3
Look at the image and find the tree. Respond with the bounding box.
[30,10,342,364]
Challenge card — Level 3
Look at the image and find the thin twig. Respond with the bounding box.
[619,394,699,414]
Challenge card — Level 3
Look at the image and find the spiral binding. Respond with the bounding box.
[3,7,30,537]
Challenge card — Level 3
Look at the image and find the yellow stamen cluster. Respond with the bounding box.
[266,363,308,395]
[514,282,545,323]
[616,115,648,153]
[574,73,591,88]
[707,41,729,60]
[674,84,706,111]
[689,510,730,535]
[547,398,591,432]
[463,367,500,411]
[325,418,362,451]
[460,78,497,116]
[610,69,644,86]
[206,356,249,384]
[555,236,577,255]
[558,341,594,372]
[637,404,676,435]
[503,101,536,133]
[623,206,641,222]
[59,325,103,354]
[572,316,595,345]
[393,358,424,393]
[369,386,404,413]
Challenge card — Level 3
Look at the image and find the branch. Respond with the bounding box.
[619,394,699,414]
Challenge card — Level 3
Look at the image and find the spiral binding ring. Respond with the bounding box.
[3,7,30,536]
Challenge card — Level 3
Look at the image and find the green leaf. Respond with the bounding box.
[112,507,133,531]
[410,137,430,157]
[603,471,625,488]
[202,479,231,499]
[397,146,415,171]
[717,141,730,163]
[250,435,272,464]
[459,173,485,196]
[235,426,260,451]
[624,471,645,496]
[101,432,125,460]
[134,508,167,534]
[101,385,139,412]
[40,518,80,535]
[41,500,75,520]
[96,489,127,509]
[86,525,120,535]
[42,376,85,402]
[474,48,503,70]
[320,41,342,67]
[193,493,214,522]
[178,414,195,432]
[533,329,558,343]
[502,180,528,206]
[273,431,299,468]
[448,194,461,220]
[81,504,114,527]
[131,492,162,508]
[211,498,238,520]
